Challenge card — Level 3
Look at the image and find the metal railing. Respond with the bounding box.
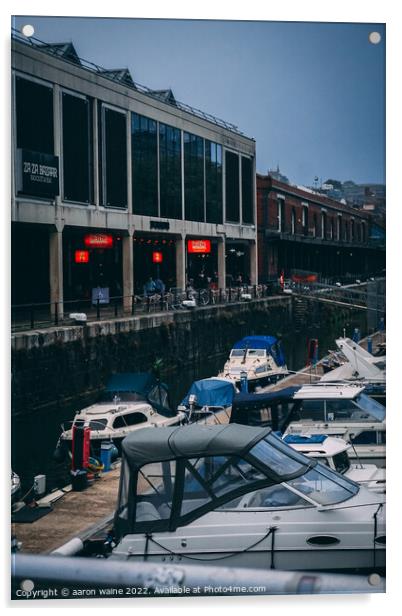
[11,553,384,598]
[11,283,281,333]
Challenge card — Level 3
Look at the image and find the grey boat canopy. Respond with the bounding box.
[121,423,270,470]
[114,423,328,537]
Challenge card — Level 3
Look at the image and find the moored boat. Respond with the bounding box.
[219,336,288,389]
[109,423,385,573]
[55,372,185,460]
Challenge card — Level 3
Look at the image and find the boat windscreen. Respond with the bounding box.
[248,433,310,477]
[355,394,385,421]
[286,464,358,505]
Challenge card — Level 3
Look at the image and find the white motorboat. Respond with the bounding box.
[283,434,385,493]
[56,372,185,459]
[219,336,289,390]
[110,424,385,573]
[320,338,385,404]
[230,383,386,467]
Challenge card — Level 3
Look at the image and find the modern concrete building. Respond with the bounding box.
[11,33,257,314]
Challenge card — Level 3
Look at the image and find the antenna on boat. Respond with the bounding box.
[348,435,364,469]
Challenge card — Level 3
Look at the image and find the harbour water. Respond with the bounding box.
[11,321,362,495]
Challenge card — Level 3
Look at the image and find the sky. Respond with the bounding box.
[11,16,385,187]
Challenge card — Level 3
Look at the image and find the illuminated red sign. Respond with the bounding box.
[187,239,211,254]
[84,234,113,248]
[152,251,163,263]
[75,250,89,263]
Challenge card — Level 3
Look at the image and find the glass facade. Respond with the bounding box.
[62,93,93,203]
[103,107,127,208]
[159,123,182,219]
[184,132,204,222]
[131,113,158,216]
[241,156,254,224]
[16,77,54,154]
[205,141,223,224]
[225,151,240,222]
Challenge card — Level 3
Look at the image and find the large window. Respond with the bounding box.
[159,123,182,219]
[184,132,204,222]
[225,151,240,222]
[241,157,254,224]
[205,141,223,223]
[103,107,127,208]
[131,113,158,216]
[62,92,93,203]
[16,77,54,154]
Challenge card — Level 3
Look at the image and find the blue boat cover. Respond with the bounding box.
[181,378,236,408]
[283,434,327,445]
[232,336,286,366]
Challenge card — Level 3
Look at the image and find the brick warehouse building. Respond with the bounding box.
[257,174,385,282]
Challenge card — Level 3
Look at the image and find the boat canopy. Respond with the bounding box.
[115,424,317,537]
[104,372,173,417]
[180,378,236,409]
[232,336,286,366]
[230,387,300,431]
[121,423,270,469]
[232,387,300,411]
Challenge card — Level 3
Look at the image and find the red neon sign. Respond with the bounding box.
[187,239,211,254]
[84,234,113,248]
[75,250,89,263]
[152,251,163,263]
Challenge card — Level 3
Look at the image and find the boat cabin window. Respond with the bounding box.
[249,434,309,477]
[286,464,358,505]
[113,412,148,429]
[230,349,246,358]
[88,418,108,430]
[292,394,385,422]
[135,461,176,522]
[332,451,350,474]
[354,394,385,421]
[351,430,378,445]
[247,349,266,358]
[181,456,266,516]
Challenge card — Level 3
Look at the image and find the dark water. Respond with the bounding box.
[11,321,359,497]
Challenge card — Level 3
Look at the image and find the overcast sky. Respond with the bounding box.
[12,16,385,186]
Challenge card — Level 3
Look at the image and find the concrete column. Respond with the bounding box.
[175,235,186,289]
[49,228,64,318]
[53,84,61,207]
[126,110,132,214]
[92,99,100,208]
[217,236,226,289]
[122,232,134,312]
[249,240,258,285]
